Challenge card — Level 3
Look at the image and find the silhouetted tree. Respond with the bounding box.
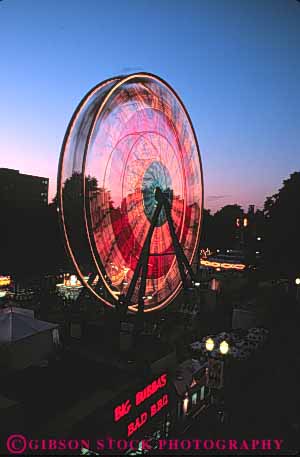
[213,204,244,249]
[200,208,216,247]
[59,172,99,274]
[263,172,300,278]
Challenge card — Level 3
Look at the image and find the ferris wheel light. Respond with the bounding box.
[205,337,214,352]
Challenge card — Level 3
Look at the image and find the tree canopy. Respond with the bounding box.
[263,172,300,278]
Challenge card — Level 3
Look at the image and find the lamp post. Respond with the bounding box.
[219,340,229,355]
[205,337,230,424]
[295,278,300,302]
[218,340,230,424]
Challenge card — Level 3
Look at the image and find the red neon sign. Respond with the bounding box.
[113,374,168,437]
[136,373,167,406]
[114,399,131,422]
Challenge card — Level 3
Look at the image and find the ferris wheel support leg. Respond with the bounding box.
[123,202,163,354]
[162,198,196,287]
[123,201,163,306]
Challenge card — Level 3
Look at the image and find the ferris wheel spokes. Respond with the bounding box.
[120,186,197,320]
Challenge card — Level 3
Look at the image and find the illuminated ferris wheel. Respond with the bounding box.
[57,73,203,313]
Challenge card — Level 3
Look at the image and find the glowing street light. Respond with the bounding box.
[183,395,189,415]
[70,274,78,287]
[219,340,229,355]
[295,278,300,286]
[205,337,214,352]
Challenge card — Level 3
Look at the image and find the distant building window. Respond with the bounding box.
[52,328,60,345]
[192,392,197,406]
[200,385,205,401]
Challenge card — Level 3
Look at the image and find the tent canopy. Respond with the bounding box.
[0,307,58,344]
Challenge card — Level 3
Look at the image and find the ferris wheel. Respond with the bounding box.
[57,73,203,313]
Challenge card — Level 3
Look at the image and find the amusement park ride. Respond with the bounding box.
[57,73,203,333]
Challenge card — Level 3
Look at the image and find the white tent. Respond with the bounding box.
[0,307,59,372]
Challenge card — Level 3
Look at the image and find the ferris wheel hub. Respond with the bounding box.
[142,161,173,227]
[154,186,163,202]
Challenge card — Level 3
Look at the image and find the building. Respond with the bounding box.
[172,358,210,433]
[0,168,48,208]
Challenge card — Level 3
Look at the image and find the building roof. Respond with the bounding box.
[173,358,207,396]
[0,307,58,344]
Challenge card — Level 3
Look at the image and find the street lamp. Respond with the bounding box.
[205,337,214,352]
[295,278,300,301]
[70,274,78,287]
[219,340,229,355]
[0,290,7,308]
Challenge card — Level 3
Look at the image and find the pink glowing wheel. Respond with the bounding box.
[57,73,203,312]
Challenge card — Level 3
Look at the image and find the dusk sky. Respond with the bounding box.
[0,0,299,213]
